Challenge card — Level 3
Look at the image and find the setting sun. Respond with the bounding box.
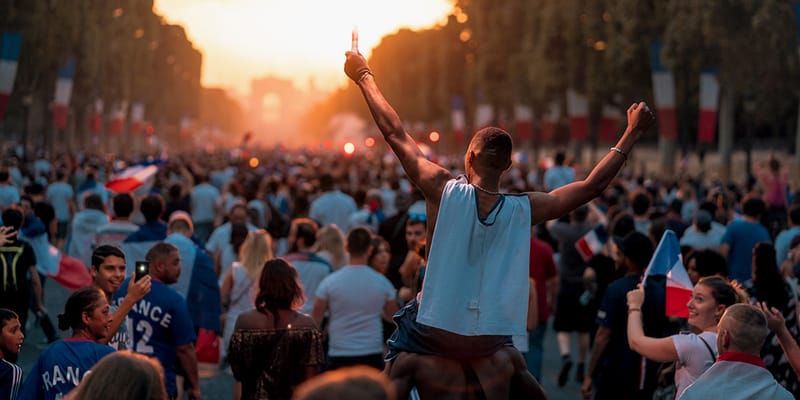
[155,0,454,94]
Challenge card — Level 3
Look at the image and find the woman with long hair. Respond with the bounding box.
[221,230,273,364]
[19,287,115,399]
[626,277,743,398]
[228,258,323,400]
[367,236,391,276]
[65,351,167,400]
[747,242,800,396]
[315,225,348,271]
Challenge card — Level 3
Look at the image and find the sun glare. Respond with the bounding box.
[155,0,453,93]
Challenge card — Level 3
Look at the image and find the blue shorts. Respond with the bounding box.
[385,299,511,361]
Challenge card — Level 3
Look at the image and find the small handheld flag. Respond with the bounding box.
[643,229,693,318]
[575,225,607,262]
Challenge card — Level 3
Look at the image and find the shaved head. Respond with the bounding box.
[717,304,769,354]
[467,127,513,173]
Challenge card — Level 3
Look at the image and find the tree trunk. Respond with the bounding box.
[717,89,735,184]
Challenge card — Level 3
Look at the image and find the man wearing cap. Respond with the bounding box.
[582,231,669,400]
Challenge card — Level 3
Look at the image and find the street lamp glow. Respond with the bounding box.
[429,131,441,142]
[365,137,376,147]
[343,142,355,155]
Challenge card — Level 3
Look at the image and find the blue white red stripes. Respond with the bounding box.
[649,42,677,139]
[575,225,607,262]
[643,229,693,318]
[566,89,589,141]
[698,71,720,144]
[0,32,22,121]
[52,57,76,129]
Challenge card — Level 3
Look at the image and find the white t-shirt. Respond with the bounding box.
[316,265,395,357]
[417,176,531,336]
[673,331,718,398]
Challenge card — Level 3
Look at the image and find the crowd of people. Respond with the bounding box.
[0,56,798,400]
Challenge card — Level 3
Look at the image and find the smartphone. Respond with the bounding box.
[135,261,149,282]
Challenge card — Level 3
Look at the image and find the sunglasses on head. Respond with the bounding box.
[409,213,426,222]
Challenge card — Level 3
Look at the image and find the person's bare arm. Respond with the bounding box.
[582,326,610,400]
[99,276,151,345]
[530,102,654,225]
[760,302,800,377]
[345,52,451,202]
[310,298,328,328]
[383,299,399,323]
[719,243,730,258]
[527,278,538,331]
[176,342,201,399]
[507,347,547,400]
[626,284,678,362]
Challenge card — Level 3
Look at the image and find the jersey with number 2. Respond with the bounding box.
[114,278,195,396]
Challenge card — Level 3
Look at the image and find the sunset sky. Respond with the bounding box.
[154,0,455,95]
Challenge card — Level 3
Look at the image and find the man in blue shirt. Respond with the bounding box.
[115,242,199,399]
[721,196,771,282]
[583,232,669,400]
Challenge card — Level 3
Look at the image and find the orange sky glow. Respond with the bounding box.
[155,0,455,95]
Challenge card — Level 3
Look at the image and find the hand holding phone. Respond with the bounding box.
[135,261,149,282]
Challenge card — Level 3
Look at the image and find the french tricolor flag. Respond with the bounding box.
[21,230,91,291]
[105,163,160,193]
[698,70,720,144]
[0,32,22,121]
[451,96,466,145]
[567,89,589,141]
[540,101,560,143]
[129,101,145,136]
[109,101,127,135]
[53,57,76,129]
[599,104,623,142]
[514,104,533,143]
[90,99,103,133]
[575,225,607,262]
[649,42,678,140]
[643,230,693,318]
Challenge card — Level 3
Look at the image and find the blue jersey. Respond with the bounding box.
[19,339,114,400]
[114,278,195,397]
[0,358,22,399]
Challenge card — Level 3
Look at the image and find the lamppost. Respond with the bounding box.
[743,97,756,186]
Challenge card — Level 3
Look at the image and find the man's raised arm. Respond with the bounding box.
[530,102,655,225]
[345,51,451,201]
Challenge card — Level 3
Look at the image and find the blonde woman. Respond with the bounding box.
[314,225,348,271]
[221,230,274,365]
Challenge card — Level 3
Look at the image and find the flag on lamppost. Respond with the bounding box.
[109,101,128,135]
[0,32,23,121]
[649,42,677,139]
[540,101,560,143]
[52,57,76,129]
[698,70,720,144]
[451,96,466,146]
[514,104,533,142]
[599,104,623,143]
[566,89,589,141]
[90,99,103,133]
[129,102,145,135]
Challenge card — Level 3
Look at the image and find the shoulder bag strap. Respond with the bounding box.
[697,335,717,362]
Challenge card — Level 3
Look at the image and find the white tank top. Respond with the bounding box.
[417,176,531,336]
